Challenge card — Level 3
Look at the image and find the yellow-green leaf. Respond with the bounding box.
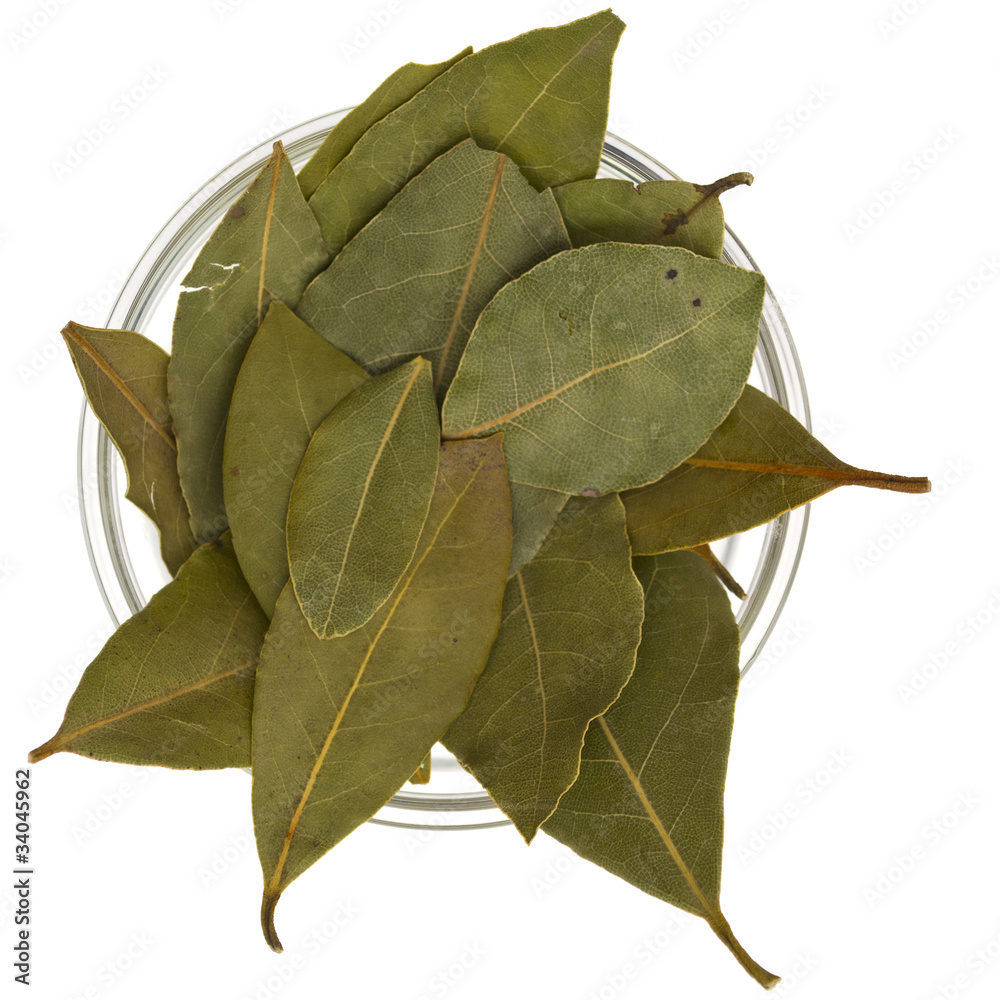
[444,494,643,842]
[28,534,267,769]
[624,385,932,554]
[61,322,196,575]
[542,550,779,989]
[254,437,512,952]
[223,302,369,617]
[309,12,625,254]
[296,47,473,199]
[169,142,329,543]
[442,243,765,495]
[507,482,569,578]
[286,357,439,639]
[298,139,571,401]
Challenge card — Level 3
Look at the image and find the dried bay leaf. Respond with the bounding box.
[542,550,779,989]
[223,302,369,617]
[553,172,753,259]
[254,437,512,951]
[624,384,932,555]
[298,139,571,401]
[507,482,569,578]
[169,141,329,544]
[296,47,472,199]
[28,534,267,769]
[308,12,624,254]
[286,357,439,639]
[442,243,765,495]
[61,322,196,575]
[444,494,643,843]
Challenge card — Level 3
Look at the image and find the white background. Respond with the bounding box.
[2,1,998,998]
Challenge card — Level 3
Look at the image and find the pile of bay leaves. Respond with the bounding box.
[30,10,930,989]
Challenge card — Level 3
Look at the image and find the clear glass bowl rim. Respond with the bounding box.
[78,108,811,831]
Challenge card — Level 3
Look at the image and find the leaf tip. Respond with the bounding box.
[27,736,61,764]
[261,892,284,953]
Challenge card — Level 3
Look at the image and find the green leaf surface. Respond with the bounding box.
[28,534,267,769]
[442,243,765,495]
[223,302,369,617]
[308,11,624,253]
[296,47,473,199]
[286,357,440,639]
[553,172,753,259]
[507,482,569,578]
[444,494,643,842]
[624,385,932,554]
[298,139,571,401]
[62,322,196,575]
[542,550,779,989]
[254,437,512,952]
[169,142,329,543]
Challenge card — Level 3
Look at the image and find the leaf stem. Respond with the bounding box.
[684,457,931,494]
[705,908,781,990]
[691,544,746,600]
[26,738,60,764]
[261,893,284,953]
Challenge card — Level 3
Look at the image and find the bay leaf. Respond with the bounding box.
[286,357,440,639]
[297,138,571,401]
[442,243,765,495]
[296,47,472,199]
[308,11,625,254]
[553,172,753,259]
[624,384,932,555]
[62,322,196,575]
[507,481,569,578]
[254,436,512,952]
[223,302,369,617]
[444,494,643,843]
[27,534,267,769]
[168,141,329,543]
[691,543,746,600]
[542,550,779,989]
[409,753,432,785]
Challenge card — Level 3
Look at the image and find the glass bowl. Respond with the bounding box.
[77,109,810,831]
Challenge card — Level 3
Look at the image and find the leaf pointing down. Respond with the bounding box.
[442,243,765,496]
[553,173,753,260]
[308,11,625,253]
[224,302,369,617]
[286,357,440,639]
[168,141,329,543]
[61,322,196,575]
[624,384,932,555]
[254,437,512,952]
[296,47,473,199]
[28,534,267,769]
[444,494,644,842]
[298,138,571,401]
[542,550,779,989]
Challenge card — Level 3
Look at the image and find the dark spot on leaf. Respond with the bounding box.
[558,309,574,336]
[692,298,702,307]
[580,487,600,498]
[230,465,240,476]
[665,269,678,280]
[228,203,246,219]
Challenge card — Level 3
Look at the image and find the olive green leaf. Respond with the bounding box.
[442,243,765,496]
[444,494,643,843]
[409,753,432,785]
[691,543,746,600]
[298,139,571,402]
[286,357,440,639]
[542,550,779,989]
[61,322,196,576]
[507,482,569,578]
[223,302,369,617]
[296,47,473,199]
[254,437,512,952]
[553,172,752,259]
[28,534,267,769]
[169,141,329,544]
[624,384,932,555]
[308,11,625,254]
